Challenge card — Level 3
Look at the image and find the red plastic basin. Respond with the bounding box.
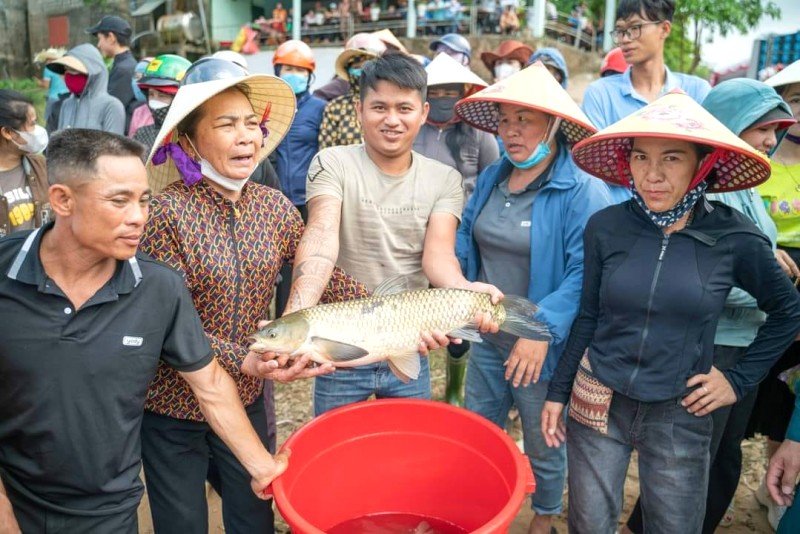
[270,399,535,533]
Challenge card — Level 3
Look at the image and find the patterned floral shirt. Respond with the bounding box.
[318,78,363,150]
[141,180,368,421]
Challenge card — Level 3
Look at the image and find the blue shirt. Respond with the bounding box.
[582,66,711,202]
[43,68,68,102]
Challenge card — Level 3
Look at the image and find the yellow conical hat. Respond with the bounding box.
[454,62,596,144]
[571,90,771,193]
[146,74,295,193]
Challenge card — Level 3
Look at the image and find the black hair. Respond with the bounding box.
[0,90,34,131]
[48,129,145,185]
[359,51,427,102]
[99,30,131,47]
[177,84,251,138]
[616,0,674,22]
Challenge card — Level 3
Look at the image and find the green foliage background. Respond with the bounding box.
[0,79,48,126]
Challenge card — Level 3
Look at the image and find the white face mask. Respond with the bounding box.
[13,125,49,155]
[187,136,254,193]
[494,62,520,81]
[148,99,170,111]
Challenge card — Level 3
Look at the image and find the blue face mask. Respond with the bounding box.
[131,79,146,102]
[348,67,363,78]
[504,142,551,169]
[280,72,309,95]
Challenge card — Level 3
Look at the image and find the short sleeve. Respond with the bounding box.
[306,148,345,202]
[431,167,465,221]
[161,276,214,372]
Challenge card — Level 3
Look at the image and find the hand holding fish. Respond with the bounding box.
[505,338,550,387]
[243,321,336,383]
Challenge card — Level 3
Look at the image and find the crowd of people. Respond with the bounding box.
[3,0,800,533]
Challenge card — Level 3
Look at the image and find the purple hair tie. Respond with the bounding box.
[152,142,203,186]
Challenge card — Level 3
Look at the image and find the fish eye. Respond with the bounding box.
[269,332,277,338]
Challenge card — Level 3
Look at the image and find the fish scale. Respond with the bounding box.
[299,288,504,355]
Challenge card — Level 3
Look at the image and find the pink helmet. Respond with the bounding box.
[344,33,387,55]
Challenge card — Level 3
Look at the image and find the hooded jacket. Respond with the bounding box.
[456,144,612,382]
[701,79,791,348]
[56,44,125,135]
[275,91,326,206]
[527,47,568,89]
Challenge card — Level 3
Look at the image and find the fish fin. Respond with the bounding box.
[372,275,410,296]
[500,295,553,342]
[387,350,421,383]
[311,337,369,362]
[447,325,484,343]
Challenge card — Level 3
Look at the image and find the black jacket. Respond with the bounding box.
[108,50,138,129]
[548,197,800,404]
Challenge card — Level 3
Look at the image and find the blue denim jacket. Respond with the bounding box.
[456,144,611,381]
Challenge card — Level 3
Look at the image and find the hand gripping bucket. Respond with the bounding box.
[269,399,536,533]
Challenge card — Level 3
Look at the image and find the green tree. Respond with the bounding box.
[673,0,781,74]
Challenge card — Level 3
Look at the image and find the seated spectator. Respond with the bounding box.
[499,5,520,35]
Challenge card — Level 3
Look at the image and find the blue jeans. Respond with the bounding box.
[567,391,712,534]
[464,341,566,515]
[313,358,431,416]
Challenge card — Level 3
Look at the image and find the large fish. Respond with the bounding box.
[248,277,551,382]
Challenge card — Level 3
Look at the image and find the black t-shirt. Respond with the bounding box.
[0,223,213,515]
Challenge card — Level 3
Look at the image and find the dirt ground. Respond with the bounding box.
[136,350,775,533]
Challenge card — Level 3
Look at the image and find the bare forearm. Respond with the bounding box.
[0,477,20,534]
[185,364,276,481]
[422,249,470,289]
[285,196,342,314]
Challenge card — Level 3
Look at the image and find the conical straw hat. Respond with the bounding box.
[426,53,487,91]
[372,29,408,54]
[454,62,596,144]
[765,59,800,90]
[571,90,771,193]
[146,74,295,193]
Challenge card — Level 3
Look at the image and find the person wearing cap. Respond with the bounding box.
[430,33,472,67]
[480,39,533,83]
[581,0,709,203]
[541,91,800,534]
[0,90,50,238]
[620,78,797,534]
[284,52,502,416]
[141,72,368,533]
[131,54,191,153]
[318,35,386,149]
[600,47,627,78]
[526,47,568,89]
[453,63,611,534]
[33,48,68,123]
[47,44,125,136]
[412,53,499,407]
[0,128,289,534]
[86,15,138,130]
[127,57,155,138]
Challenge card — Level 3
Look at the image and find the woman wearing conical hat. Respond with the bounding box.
[140,74,368,532]
[454,62,612,534]
[542,90,800,534]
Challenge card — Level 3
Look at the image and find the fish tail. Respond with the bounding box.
[499,296,552,342]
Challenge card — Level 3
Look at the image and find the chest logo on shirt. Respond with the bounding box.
[521,221,531,227]
[122,336,144,347]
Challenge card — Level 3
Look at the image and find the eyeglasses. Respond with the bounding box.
[612,20,663,44]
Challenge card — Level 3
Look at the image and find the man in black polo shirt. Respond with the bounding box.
[0,129,289,533]
[86,15,138,129]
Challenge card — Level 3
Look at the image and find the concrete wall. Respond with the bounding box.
[0,0,32,78]
[210,0,251,43]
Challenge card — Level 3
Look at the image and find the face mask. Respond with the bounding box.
[494,62,519,81]
[280,72,309,95]
[348,67,363,79]
[132,79,146,102]
[427,96,460,124]
[187,136,253,193]
[64,72,88,95]
[150,105,169,128]
[148,99,170,111]
[12,125,49,154]
[505,142,551,169]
